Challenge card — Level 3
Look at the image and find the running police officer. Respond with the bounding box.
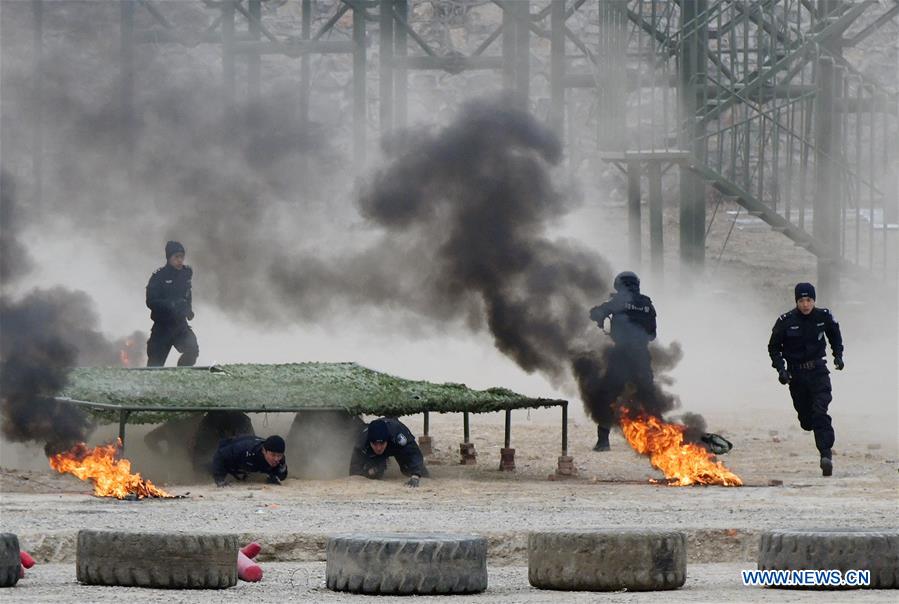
[145,240,199,366]
[768,282,844,476]
[588,271,657,451]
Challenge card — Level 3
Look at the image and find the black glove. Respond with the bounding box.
[405,476,420,488]
[187,310,195,321]
[778,369,791,385]
[834,357,844,371]
[266,475,281,485]
[215,479,229,488]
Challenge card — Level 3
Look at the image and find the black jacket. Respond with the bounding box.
[589,290,657,344]
[146,264,194,324]
[211,435,287,483]
[768,307,843,371]
[349,418,428,478]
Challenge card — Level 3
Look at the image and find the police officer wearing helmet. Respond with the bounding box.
[768,282,844,476]
[588,271,657,451]
[145,240,199,366]
[349,417,429,487]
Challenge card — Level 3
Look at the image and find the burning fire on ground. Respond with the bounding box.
[118,338,138,367]
[49,440,173,499]
[620,411,743,487]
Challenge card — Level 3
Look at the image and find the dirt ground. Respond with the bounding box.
[1,410,897,601]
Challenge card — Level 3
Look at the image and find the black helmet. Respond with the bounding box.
[613,271,640,293]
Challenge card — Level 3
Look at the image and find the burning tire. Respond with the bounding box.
[0,533,20,588]
[528,529,687,591]
[76,530,238,589]
[326,533,488,595]
[758,529,899,589]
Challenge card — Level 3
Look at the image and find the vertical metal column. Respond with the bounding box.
[678,0,707,268]
[503,409,511,448]
[222,0,236,106]
[32,0,44,205]
[549,0,565,137]
[502,3,515,91]
[247,0,261,98]
[814,56,840,297]
[353,3,367,171]
[561,402,568,456]
[514,0,530,104]
[463,412,470,443]
[627,160,642,265]
[300,0,311,123]
[394,0,408,129]
[648,161,664,277]
[379,0,394,134]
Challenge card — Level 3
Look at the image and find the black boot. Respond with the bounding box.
[819,449,833,477]
[593,426,611,452]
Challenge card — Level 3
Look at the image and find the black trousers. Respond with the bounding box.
[147,322,199,367]
[788,367,834,453]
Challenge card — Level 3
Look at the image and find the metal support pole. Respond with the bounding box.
[300,0,312,124]
[394,0,408,128]
[514,0,530,104]
[32,0,44,206]
[814,56,840,298]
[423,410,429,436]
[503,409,511,448]
[648,161,664,278]
[353,3,367,171]
[678,0,707,268]
[120,0,134,179]
[379,0,394,134]
[561,402,568,456]
[463,412,470,443]
[627,160,642,265]
[549,0,565,137]
[247,0,261,98]
[502,3,515,91]
[118,410,131,451]
[222,0,236,106]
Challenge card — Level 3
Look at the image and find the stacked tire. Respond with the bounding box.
[0,533,20,588]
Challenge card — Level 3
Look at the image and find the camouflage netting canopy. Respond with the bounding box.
[59,363,566,424]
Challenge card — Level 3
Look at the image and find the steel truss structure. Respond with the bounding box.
[28,0,899,296]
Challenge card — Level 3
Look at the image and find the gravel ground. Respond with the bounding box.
[8,562,898,603]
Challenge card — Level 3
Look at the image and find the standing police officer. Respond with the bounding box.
[349,417,428,487]
[146,241,199,366]
[588,271,657,451]
[768,282,844,476]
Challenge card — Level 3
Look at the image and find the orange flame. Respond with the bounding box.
[119,338,135,367]
[49,440,172,499]
[620,412,742,487]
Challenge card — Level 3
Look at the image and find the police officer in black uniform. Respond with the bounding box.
[349,417,429,487]
[768,282,844,476]
[211,434,288,486]
[588,271,657,451]
[146,241,199,366]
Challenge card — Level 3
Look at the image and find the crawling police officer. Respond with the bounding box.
[768,282,844,476]
[145,241,199,366]
[211,434,288,487]
[349,417,428,487]
[588,271,657,451]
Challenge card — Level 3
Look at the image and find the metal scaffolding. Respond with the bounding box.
[28,0,899,297]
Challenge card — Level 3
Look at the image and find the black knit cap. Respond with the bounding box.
[262,435,285,453]
[794,282,816,301]
[165,240,185,259]
[367,419,390,443]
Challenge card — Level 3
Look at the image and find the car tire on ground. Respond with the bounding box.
[76,530,238,589]
[0,533,20,588]
[326,533,488,595]
[528,529,687,591]
[758,529,899,589]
